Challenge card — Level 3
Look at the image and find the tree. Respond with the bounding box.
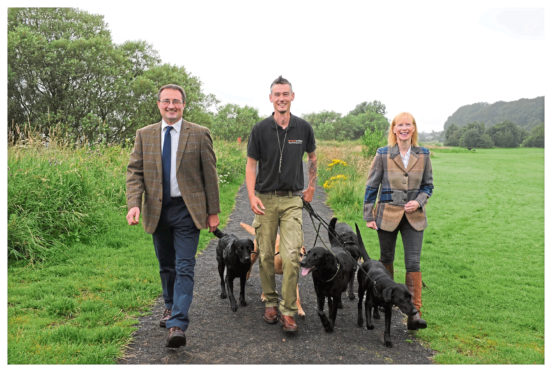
[8,8,129,143]
[486,121,527,148]
[8,8,216,145]
[348,100,387,116]
[444,123,462,146]
[212,104,260,141]
[459,122,493,149]
[303,111,342,140]
[522,122,544,148]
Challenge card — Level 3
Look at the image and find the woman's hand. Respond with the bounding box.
[366,221,378,230]
[404,200,420,213]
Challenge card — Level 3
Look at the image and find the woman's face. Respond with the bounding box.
[393,115,415,143]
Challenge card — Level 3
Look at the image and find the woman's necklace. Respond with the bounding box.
[275,124,288,174]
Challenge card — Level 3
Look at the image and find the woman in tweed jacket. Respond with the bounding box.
[363,112,433,330]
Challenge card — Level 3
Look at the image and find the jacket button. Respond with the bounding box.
[404,173,408,177]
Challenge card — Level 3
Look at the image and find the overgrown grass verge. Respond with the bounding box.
[316,141,544,364]
[8,140,245,364]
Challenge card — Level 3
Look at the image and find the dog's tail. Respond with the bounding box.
[240,222,255,236]
[328,217,340,246]
[212,228,225,239]
[355,223,371,262]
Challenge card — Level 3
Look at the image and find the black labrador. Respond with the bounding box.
[300,246,356,332]
[213,228,255,312]
[328,217,364,301]
[355,224,420,347]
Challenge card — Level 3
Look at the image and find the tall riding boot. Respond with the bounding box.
[381,262,394,280]
[405,272,427,330]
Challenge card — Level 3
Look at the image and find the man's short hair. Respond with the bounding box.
[158,84,186,103]
[270,75,293,93]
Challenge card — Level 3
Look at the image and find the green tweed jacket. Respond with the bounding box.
[126,120,220,234]
[363,144,434,232]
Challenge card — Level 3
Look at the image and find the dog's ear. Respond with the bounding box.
[247,240,255,253]
[383,287,394,302]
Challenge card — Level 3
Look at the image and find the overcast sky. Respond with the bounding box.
[6,0,548,132]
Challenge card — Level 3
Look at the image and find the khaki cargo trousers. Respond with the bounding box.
[252,193,303,316]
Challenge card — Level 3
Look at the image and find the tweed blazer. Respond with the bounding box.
[363,145,434,232]
[126,120,220,234]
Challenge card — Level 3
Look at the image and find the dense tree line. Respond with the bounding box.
[303,101,388,141]
[8,8,542,150]
[444,120,544,148]
[8,8,257,145]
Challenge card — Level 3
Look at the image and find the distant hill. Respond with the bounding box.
[443,96,544,131]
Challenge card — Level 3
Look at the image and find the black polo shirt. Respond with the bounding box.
[247,114,316,193]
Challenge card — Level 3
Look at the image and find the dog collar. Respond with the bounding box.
[325,263,341,282]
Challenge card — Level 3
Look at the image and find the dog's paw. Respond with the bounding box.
[366,323,375,330]
[357,319,364,327]
[240,299,247,307]
[231,304,238,312]
[384,340,393,348]
[220,293,227,299]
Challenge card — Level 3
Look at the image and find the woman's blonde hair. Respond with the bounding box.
[388,112,418,147]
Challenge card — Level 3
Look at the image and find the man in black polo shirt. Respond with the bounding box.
[246,76,317,333]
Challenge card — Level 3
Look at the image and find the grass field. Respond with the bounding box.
[7,142,544,364]
[7,141,245,363]
[317,143,544,364]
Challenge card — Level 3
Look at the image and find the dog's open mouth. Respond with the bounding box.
[301,267,313,276]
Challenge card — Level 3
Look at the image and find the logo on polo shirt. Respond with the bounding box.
[288,139,303,145]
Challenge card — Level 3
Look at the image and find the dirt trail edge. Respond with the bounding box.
[119,176,434,364]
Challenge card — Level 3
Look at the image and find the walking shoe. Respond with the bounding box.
[159,308,171,328]
[279,315,298,333]
[263,306,279,324]
[165,327,186,348]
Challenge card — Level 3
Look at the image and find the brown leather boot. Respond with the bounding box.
[405,272,427,330]
[382,262,394,280]
[279,315,298,333]
[159,308,171,328]
[166,327,186,348]
[263,306,279,324]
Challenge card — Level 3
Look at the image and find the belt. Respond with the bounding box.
[260,190,302,197]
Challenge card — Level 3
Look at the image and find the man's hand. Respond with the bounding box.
[249,195,265,215]
[302,186,315,203]
[207,214,220,233]
[126,207,140,225]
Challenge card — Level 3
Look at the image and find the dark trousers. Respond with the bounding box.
[153,197,200,331]
[377,214,423,272]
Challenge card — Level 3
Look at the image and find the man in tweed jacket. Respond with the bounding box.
[126,84,220,348]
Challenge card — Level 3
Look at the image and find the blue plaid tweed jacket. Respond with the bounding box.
[363,144,434,232]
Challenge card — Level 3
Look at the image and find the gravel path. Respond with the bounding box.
[118,174,434,364]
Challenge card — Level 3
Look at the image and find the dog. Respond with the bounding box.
[213,228,255,312]
[354,223,420,347]
[240,222,306,318]
[300,245,356,332]
[328,217,364,301]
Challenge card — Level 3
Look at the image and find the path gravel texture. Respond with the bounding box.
[119,177,434,364]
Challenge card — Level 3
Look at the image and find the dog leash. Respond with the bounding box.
[302,199,368,276]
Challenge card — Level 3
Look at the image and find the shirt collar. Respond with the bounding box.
[162,119,182,134]
[271,113,295,130]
